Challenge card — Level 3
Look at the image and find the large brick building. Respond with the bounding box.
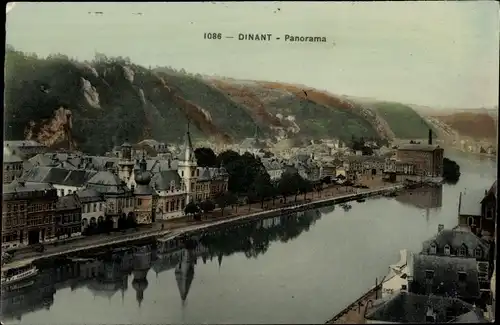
[396,143,444,177]
[2,181,58,250]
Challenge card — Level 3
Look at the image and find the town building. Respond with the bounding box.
[4,140,47,159]
[3,146,24,184]
[85,171,135,229]
[382,249,410,298]
[151,170,186,220]
[54,193,82,239]
[133,156,155,224]
[421,227,491,290]
[177,123,199,204]
[75,188,107,233]
[458,184,496,240]
[395,130,444,179]
[262,158,285,181]
[20,166,97,197]
[407,253,482,307]
[365,291,488,323]
[480,180,497,238]
[2,181,58,250]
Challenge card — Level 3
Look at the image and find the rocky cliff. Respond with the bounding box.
[5,47,441,155]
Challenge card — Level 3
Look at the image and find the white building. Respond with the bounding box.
[382,249,409,298]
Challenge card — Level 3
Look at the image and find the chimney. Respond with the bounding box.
[428,129,432,145]
[438,224,444,233]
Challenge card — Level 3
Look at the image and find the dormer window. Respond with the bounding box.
[444,245,451,256]
[459,244,467,257]
[458,271,467,282]
[170,180,176,192]
[429,243,437,254]
[425,270,435,280]
[474,247,482,258]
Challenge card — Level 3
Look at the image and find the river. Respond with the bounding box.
[1,152,496,325]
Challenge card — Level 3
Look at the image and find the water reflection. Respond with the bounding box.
[395,185,443,210]
[1,209,322,321]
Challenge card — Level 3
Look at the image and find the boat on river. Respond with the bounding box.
[1,261,39,287]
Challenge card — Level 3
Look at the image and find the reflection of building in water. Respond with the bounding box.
[86,253,130,301]
[396,186,443,210]
[132,245,152,307]
[1,269,56,321]
[175,248,196,303]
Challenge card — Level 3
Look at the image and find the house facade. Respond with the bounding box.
[2,181,58,250]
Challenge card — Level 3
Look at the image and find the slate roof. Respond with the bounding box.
[151,171,182,191]
[3,180,54,194]
[56,194,81,211]
[398,143,441,152]
[4,140,45,147]
[410,254,480,300]
[422,229,490,257]
[75,188,104,203]
[459,190,484,217]
[87,171,130,195]
[197,167,228,181]
[261,158,283,171]
[3,146,23,163]
[365,291,481,323]
[20,166,97,188]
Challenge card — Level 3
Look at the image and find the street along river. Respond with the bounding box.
[1,152,496,324]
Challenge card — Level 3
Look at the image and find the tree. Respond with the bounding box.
[194,147,218,167]
[298,177,314,200]
[215,192,237,217]
[217,150,267,195]
[184,201,200,218]
[199,199,216,219]
[278,172,301,203]
[252,172,273,208]
[443,157,461,184]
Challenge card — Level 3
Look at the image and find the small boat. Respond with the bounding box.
[356,198,366,203]
[1,261,39,287]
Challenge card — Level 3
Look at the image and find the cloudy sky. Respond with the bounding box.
[6,1,499,108]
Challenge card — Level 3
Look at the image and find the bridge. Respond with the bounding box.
[3,184,404,270]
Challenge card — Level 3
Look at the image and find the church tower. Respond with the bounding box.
[118,142,134,183]
[177,120,198,204]
[133,152,154,225]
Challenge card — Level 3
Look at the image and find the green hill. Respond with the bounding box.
[370,102,435,139]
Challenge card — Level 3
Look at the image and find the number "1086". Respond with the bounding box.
[204,33,222,40]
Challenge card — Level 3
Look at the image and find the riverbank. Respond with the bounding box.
[2,184,404,270]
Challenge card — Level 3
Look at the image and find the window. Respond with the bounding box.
[474,247,482,258]
[429,243,437,254]
[444,245,451,255]
[93,203,97,212]
[425,316,435,322]
[425,270,434,280]
[467,217,475,227]
[99,203,103,211]
[401,284,407,290]
[458,272,467,282]
[459,245,467,257]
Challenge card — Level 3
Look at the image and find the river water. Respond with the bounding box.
[1,152,496,325]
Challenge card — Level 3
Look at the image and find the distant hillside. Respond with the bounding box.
[369,102,436,139]
[5,47,444,154]
[433,112,497,140]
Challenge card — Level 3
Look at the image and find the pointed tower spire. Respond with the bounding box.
[181,118,195,163]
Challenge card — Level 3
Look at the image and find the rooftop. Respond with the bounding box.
[458,190,484,217]
[365,291,485,323]
[398,143,441,152]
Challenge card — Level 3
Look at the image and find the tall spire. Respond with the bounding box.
[182,118,195,163]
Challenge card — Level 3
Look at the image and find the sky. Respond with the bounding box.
[5,1,500,109]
